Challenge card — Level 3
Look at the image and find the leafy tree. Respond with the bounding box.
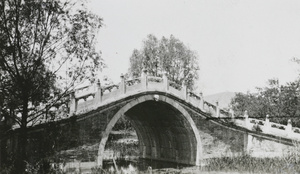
[231,79,300,126]
[129,34,200,90]
[0,0,103,172]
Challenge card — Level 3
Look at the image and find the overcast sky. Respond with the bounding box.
[88,0,300,95]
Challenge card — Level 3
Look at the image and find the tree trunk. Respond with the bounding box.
[0,125,6,170]
[15,98,28,174]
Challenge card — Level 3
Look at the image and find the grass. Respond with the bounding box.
[10,149,300,174]
[201,141,300,173]
[202,155,299,173]
[10,134,300,174]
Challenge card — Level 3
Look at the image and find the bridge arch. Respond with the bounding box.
[97,94,202,167]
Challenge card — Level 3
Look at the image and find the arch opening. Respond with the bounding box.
[97,95,202,167]
[103,115,139,160]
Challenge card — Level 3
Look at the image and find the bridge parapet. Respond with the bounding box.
[69,74,300,141]
[69,73,206,116]
[234,113,300,140]
[75,83,97,100]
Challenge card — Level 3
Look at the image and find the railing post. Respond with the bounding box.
[244,133,252,155]
[163,72,169,91]
[141,69,148,90]
[263,114,270,133]
[229,107,235,122]
[244,110,250,129]
[95,79,102,104]
[120,73,126,94]
[83,97,87,112]
[216,101,220,117]
[199,92,204,110]
[286,119,293,137]
[69,91,77,116]
[182,84,187,100]
[93,81,97,92]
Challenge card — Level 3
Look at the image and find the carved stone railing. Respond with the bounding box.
[234,113,300,140]
[69,72,205,116]
[69,72,300,141]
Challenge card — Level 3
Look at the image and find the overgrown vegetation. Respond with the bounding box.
[0,0,103,172]
[105,138,139,159]
[2,140,300,173]
[112,115,135,132]
[203,141,300,173]
[204,155,299,173]
[231,79,300,127]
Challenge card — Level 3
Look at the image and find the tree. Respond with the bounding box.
[128,34,200,90]
[0,0,103,172]
[231,79,300,126]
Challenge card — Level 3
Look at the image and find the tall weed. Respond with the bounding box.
[204,142,300,173]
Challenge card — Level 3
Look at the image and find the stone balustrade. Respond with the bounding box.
[234,112,300,140]
[69,73,300,141]
[69,73,207,116]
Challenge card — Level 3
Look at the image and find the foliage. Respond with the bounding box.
[128,34,199,90]
[204,155,300,173]
[0,0,103,172]
[91,167,106,174]
[112,115,134,131]
[106,140,139,158]
[231,79,300,126]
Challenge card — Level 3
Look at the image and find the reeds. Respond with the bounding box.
[203,142,300,173]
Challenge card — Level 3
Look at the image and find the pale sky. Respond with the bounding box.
[88,0,300,95]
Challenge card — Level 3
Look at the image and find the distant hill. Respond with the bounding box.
[204,92,237,109]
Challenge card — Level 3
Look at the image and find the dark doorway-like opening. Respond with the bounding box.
[98,96,202,172]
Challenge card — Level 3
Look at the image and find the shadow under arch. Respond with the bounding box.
[97,94,202,167]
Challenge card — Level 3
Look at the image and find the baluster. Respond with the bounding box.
[69,91,77,116]
[93,81,97,93]
[199,92,204,110]
[229,107,235,122]
[120,73,126,94]
[264,114,270,133]
[216,101,220,117]
[286,119,293,137]
[83,97,87,111]
[141,69,148,90]
[244,110,250,129]
[163,71,169,91]
[95,79,102,105]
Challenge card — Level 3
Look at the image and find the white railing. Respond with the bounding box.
[234,113,300,140]
[69,72,300,141]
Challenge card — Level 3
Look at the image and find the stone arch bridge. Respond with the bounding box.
[3,72,300,167]
[67,72,300,166]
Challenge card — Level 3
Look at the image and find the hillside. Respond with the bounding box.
[204,92,237,109]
